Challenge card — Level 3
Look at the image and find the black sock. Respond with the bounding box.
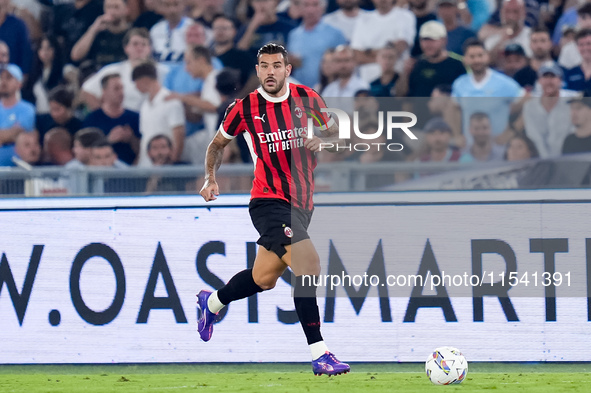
[294,275,323,345]
[217,269,264,305]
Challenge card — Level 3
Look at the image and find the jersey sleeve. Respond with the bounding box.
[309,89,336,132]
[219,100,247,140]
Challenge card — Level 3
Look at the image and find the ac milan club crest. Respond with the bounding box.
[284,226,293,238]
[294,107,303,118]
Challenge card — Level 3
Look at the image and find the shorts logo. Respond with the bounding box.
[284,226,293,238]
[294,107,303,119]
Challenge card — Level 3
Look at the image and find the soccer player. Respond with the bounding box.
[196,43,349,376]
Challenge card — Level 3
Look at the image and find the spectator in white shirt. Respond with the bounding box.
[150,0,194,64]
[523,62,574,158]
[81,28,169,112]
[132,62,185,167]
[322,0,367,42]
[350,0,416,82]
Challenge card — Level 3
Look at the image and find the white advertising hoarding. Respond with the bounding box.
[0,191,590,363]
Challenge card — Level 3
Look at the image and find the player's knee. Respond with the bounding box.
[256,278,277,291]
[301,255,321,276]
[253,273,278,291]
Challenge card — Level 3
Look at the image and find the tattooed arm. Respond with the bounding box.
[199,131,233,201]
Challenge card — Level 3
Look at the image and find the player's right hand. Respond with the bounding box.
[200,179,220,202]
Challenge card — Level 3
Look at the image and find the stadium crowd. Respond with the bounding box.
[1,0,591,181]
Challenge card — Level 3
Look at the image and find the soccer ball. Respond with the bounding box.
[425,347,468,385]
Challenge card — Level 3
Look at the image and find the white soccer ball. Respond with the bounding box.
[425,347,468,385]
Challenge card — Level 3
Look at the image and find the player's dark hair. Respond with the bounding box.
[48,86,74,109]
[575,28,591,42]
[123,27,151,47]
[462,38,485,55]
[132,61,157,81]
[189,45,212,64]
[74,128,106,148]
[257,43,289,65]
[100,73,121,89]
[148,134,173,150]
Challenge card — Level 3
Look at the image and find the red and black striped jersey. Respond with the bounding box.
[219,82,334,211]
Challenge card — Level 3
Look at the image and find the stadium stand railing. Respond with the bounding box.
[2,158,581,197]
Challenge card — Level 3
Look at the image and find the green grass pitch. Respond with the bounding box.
[0,363,590,392]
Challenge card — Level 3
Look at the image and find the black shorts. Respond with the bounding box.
[249,198,313,258]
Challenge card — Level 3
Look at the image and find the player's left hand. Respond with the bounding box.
[304,136,323,152]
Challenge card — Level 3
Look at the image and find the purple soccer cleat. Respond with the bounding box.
[312,352,351,376]
[196,290,218,342]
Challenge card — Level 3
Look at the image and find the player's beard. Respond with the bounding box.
[261,77,285,95]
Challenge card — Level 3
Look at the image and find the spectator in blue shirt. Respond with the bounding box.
[0,1,33,74]
[0,64,35,166]
[452,39,523,147]
[288,0,347,88]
